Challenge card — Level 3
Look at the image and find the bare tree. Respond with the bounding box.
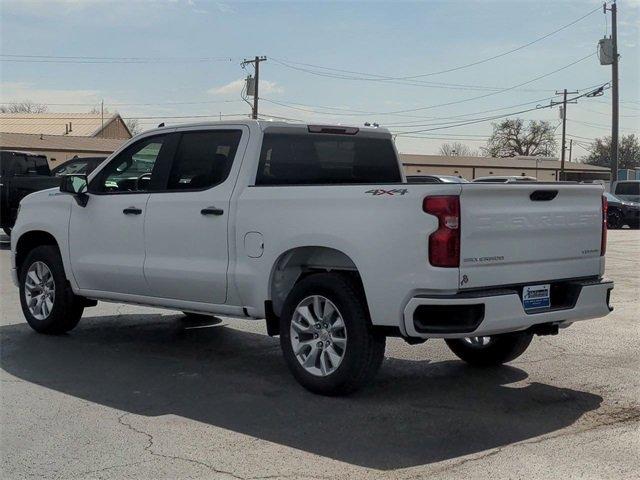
[0,100,48,114]
[439,142,477,157]
[88,106,141,135]
[124,118,141,136]
[483,119,557,157]
[583,134,640,169]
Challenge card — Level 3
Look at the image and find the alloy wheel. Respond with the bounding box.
[24,261,55,320]
[290,295,348,377]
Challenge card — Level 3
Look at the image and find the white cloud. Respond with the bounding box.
[208,78,283,96]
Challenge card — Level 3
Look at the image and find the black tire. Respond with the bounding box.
[19,245,84,334]
[2,227,11,237]
[445,332,533,366]
[279,272,386,396]
[607,208,624,229]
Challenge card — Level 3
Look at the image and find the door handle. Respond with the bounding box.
[201,206,224,216]
[122,207,142,215]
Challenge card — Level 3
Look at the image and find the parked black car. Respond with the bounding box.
[605,192,640,229]
[50,156,105,177]
[0,150,61,235]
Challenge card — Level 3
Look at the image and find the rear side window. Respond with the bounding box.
[167,130,242,190]
[615,182,639,195]
[54,160,88,176]
[255,133,401,185]
[33,157,49,175]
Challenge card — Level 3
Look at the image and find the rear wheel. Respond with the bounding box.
[607,208,624,229]
[280,273,386,396]
[19,245,84,334]
[445,332,533,366]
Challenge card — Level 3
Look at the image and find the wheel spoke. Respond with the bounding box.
[322,301,335,321]
[27,271,40,286]
[330,335,346,350]
[325,344,342,366]
[313,296,323,320]
[303,343,321,369]
[291,316,314,334]
[296,305,316,326]
[330,316,344,332]
[319,350,330,375]
[44,296,54,315]
[294,338,316,356]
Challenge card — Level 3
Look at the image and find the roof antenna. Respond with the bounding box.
[158,122,165,128]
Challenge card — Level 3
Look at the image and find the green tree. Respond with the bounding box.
[483,118,557,157]
[582,134,640,170]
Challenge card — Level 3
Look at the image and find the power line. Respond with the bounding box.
[270,5,602,81]
[269,58,556,93]
[261,54,597,121]
[0,54,238,64]
[391,84,608,135]
[0,99,244,107]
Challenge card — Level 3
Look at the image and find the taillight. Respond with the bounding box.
[423,196,460,268]
[601,195,607,256]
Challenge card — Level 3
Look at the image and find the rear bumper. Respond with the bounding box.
[403,278,614,339]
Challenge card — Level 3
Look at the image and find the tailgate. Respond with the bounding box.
[458,183,604,290]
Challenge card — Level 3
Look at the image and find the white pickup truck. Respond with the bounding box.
[10,120,613,395]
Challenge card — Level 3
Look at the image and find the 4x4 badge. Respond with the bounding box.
[365,188,408,196]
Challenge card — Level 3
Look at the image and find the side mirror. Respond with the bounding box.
[60,174,89,207]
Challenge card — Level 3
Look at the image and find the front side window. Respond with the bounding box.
[166,130,242,190]
[255,133,401,185]
[92,136,166,193]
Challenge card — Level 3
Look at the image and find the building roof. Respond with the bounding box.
[0,132,126,154]
[400,154,609,172]
[0,112,126,137]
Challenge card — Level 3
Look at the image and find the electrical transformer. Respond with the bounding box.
[598,38,614,65]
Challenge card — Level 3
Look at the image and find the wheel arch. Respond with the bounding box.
[268,246,366,318]
[15,230,61,274]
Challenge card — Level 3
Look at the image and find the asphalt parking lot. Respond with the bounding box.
[1,231,638,480]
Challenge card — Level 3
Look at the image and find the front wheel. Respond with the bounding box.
[445,332,533,366]
[19,245,84,334]
[280,273,386,396]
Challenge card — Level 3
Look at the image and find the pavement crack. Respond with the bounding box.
[116,412,246,480]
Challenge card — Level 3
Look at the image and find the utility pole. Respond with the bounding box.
[568,139,573,163]
[604,2,620,182]
[241,56,267,119]
[554,89,578,180]
[100,99,104,138]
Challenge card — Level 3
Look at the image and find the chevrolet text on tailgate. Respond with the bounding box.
[10,120,613,395]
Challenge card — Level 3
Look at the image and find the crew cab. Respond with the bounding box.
[10,121,613,395]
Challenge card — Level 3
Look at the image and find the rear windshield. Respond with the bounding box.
[255,133,401,185]
[615,182,639,195]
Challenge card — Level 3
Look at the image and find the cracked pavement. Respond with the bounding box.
[1,230,638,479]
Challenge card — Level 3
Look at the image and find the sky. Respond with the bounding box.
[1,0,639,157]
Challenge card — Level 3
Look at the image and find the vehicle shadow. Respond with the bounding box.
[0,313,602,470]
